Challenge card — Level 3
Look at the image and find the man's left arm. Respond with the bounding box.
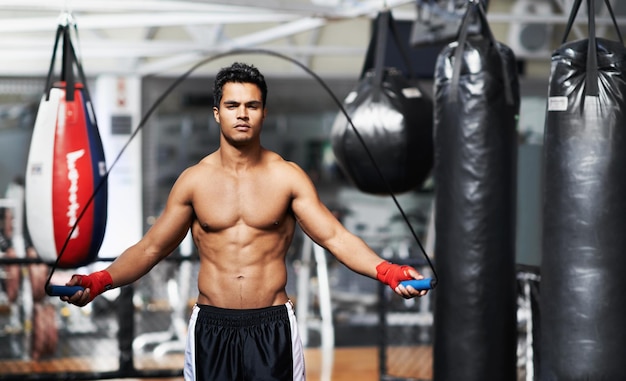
[288,163,427,298]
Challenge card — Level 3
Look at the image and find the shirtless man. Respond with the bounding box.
[62,62,428,380]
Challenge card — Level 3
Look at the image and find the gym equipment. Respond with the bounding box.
[25,15,107,269]
[18,39,439,378]
[432,2,519,380]
[517,266,540,381]
[46,48,438,298]
[540,1,626,379]
[330,10,433,195]
[399,278,435,290]
[133,231,193,358]
[295,234,334,381]
[47,285,83,296]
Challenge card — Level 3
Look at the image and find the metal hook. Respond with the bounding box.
[57,0,75,27]
[57,11,75,27]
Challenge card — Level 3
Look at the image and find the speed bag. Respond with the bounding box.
[331,68,434,194]
[26,82,107,268]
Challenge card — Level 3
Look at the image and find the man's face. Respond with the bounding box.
[213,82,266,147]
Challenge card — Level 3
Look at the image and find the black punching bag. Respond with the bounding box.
[540,1,626,379]
[433,2,519,381]
[331,10,433,194]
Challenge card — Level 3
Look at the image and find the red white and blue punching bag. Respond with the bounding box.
[26,22,107,268]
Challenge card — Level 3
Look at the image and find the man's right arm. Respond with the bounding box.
[62,167,196,306]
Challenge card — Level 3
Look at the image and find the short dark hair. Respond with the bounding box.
[213,62,268,107]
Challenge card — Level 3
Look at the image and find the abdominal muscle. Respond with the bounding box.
[192,224,293,309]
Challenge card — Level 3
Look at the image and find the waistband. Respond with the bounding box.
[195,301,292,327]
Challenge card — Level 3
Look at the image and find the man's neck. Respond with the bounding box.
[218,143,263,171]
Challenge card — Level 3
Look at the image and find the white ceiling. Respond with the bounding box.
[0,0,416,78]
[0,0,625,79]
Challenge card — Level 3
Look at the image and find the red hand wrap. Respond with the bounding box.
[73,270,113,301]
[376,261,414,289]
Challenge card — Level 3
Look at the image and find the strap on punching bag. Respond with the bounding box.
[43,23,76,102]
[360,9,417,102]
[43,20,97,114]
[561,0,623,101]
[562,0,623,46]
[62,24,76,102]
[449,1,514,105]
[43,26,63,102]
[67,22,99,126]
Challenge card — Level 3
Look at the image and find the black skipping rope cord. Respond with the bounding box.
[44,48,438,293]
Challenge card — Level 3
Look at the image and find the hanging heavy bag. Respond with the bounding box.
[25,22,107,268]
[540,1,626,379]
[331,10,433,194]
[432,2,519,381]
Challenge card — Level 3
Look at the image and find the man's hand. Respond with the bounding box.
[61,270,113,306]
[376,261,428,298]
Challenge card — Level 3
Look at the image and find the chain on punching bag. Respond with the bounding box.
[331,9,433,194]
[432,2,519,380]
[25,18,107,269]
[540,1,626,379]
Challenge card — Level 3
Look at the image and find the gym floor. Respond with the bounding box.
[3,346,433,381]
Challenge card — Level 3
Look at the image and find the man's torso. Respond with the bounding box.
[188,151,297,309]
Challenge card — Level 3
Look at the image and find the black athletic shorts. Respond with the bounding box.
[184,301,305,380]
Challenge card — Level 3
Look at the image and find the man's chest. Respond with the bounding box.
[192,178,293,231]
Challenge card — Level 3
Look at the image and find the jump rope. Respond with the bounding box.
[46,48,438,297]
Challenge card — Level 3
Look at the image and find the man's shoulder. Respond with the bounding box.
[192,153,220,170]
[176,157,218,182]
[264,151,304,173]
